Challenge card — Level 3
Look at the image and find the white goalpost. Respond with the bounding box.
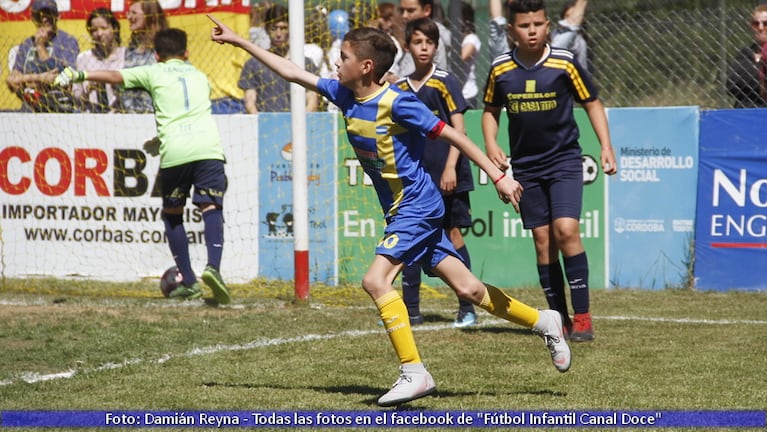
[288,0,309,300]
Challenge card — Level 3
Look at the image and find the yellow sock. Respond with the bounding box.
[478,284,540,328]
[375,290,421,365]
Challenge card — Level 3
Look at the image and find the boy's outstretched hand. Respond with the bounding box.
[207,14,240,46]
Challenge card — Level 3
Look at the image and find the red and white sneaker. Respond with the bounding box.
[377,365,436,407]
[570,312,595,342]
[533,309,572,373]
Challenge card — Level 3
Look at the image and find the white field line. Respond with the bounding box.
[0,310,765,387]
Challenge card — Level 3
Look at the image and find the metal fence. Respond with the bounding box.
[0,0,761,110]
[457,0,760,109]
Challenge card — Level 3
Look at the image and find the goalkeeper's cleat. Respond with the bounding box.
[202,265,231,305]
[53,67,86,87]
[532,309,572,373]
[377,365,436,407]
[168,282,202,300]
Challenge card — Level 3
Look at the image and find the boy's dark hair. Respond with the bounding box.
[154,28,187,60]
[264,4,288,29]
[343,27,397,82]
[508,0,546,22]
[405,17,439,47]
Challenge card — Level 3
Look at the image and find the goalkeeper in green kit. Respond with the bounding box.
[54,28,231,304]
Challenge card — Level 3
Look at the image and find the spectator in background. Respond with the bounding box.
[488,0,513,59]
[121,0,168,113]
[6,0,79,112]
[374,2,406,82]
[73,8,126,113]
[396,0,451,79]
[460,1,481,108]
[249,1,272,49]
[727,4,767,108]
[305,5,332,79]
[238,4,319,113]
[550,0,589,71]
[760,38,767,100]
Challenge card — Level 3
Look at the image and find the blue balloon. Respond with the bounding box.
[328,9,349,40]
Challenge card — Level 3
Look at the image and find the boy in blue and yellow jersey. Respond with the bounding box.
[54,29,231,305]
[482,0,617,342]
[208,14,571,407]
[395,17,477,329]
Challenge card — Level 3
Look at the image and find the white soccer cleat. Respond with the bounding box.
[533,309,572,373]
[377,365,436,407]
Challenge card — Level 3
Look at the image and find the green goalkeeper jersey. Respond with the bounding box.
[120,58,225,168]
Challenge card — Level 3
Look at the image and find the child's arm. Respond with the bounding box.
[582,98,617,175]
[53,68,124,87]
[440,113,465,194]
[438,123,523,212]
[208,14,320,93]
[82,71,124,85]
[481,105,511,170]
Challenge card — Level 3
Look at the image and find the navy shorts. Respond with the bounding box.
[518,163,582,229]
[442,191,472,229]
[375,214,462,276]
[159,159,227,209]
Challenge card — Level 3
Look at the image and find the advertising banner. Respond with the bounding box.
[607,107,698,289]
[256,113,337,283]
[695,109,767,291]
[0,113,260,282]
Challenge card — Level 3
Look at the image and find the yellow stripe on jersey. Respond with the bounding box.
[484,60,518,104]
[543,58,592,101]
[377,90,406,215]
[426,78,457,113]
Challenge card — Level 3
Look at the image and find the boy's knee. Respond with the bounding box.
[453,281,483,304]
[361,274,385,296]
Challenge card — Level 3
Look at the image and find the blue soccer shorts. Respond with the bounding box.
[518,161,583,230]
[376,214,463,276]
[442,191,472,229]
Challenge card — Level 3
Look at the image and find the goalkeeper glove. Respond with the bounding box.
[54,67,87,87]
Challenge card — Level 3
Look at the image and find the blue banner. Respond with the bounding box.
[257,113,337,283]
[607,107,699,289]
[696,109,767,291]
[1,410,764,428]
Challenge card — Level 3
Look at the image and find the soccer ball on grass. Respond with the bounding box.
[160,266,182,298]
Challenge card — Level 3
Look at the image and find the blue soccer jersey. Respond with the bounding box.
[483,45,598,179]
[396,67,474,194]
[317,79,446,222]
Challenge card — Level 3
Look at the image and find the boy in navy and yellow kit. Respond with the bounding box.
[482,0,617,342]
[395,17,478,328]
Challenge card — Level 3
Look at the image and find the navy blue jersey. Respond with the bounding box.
[483,45,598,180]
[397,67,474,194]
